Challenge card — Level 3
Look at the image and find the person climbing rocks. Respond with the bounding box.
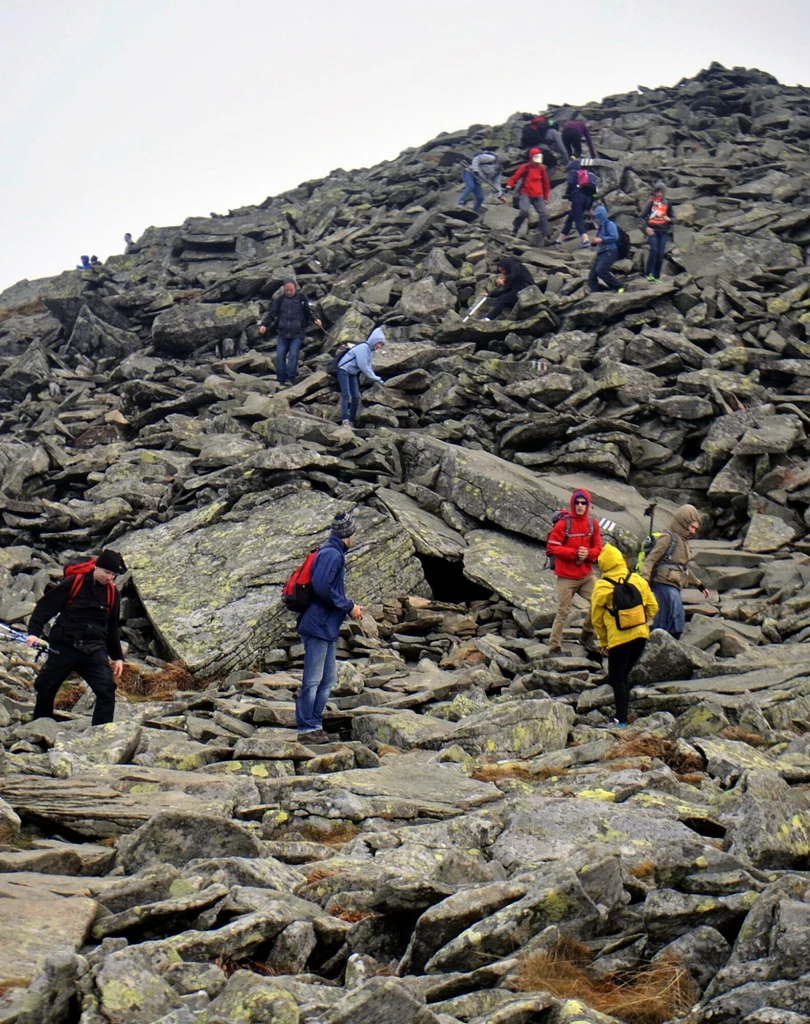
[296,511,364,743]
[76,255,91,271]
[641,181,675,283]
[562,117,597,159]
[590,544,659,726]
[506,148,551,246]
[336,327,386,427]
[640,504,710,640]
[546,489,603,656]
[89,255,100,266]
[26,550,127,726]
[480,258,535,321]
[457,152,504,214]
[520,115,568,165]
[124,233,133,247]
[589,205,624,294]
[259,279,323,387]
[554,159,597,248]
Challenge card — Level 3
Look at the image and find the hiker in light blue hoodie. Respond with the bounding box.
[588,205,624,294]
[336,328,386,426]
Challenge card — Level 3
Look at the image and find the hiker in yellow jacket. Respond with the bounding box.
[591,544,658,726]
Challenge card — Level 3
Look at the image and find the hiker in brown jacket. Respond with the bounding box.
[640,504,710,639]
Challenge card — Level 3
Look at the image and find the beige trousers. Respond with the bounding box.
[549,573,596,649]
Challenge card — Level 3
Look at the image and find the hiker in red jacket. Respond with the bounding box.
[506,148,551,246]
[546,489,603,656]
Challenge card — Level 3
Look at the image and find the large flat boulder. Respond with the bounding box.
[151,302,259,356]
[116,490,428,675]
[0,896,96,987]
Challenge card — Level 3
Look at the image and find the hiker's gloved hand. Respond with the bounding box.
[26,635,40,648]
[112,659,124,680]
[701,588,710,599]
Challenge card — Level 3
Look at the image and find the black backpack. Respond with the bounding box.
[605,574,647,630]
[326,344,352,377]
[616,226,632,260]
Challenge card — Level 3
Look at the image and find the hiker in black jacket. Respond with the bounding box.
[480,258,535,321]
[26,550,127,726]
[259,279,323,386]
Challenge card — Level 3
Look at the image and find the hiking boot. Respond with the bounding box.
[298,729,338,745]
[580,240,591,248]
[608,718,627,728]
[547,645,563,656]
[645,274,655,282]
[616,288,625,294]
[653,278,661,284]
[586,649,604,665]
[341,419,353,428]
[551,239,563,247]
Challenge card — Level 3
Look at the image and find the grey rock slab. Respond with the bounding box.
[0,839,115,877]
[675,230,802,282]
[376,488,467,560]
[92,882,228,941]
[743,514,798,553]
[52,720,142,766]
[96,953,183,1024]
[116,491,428,676]
[117,810,265,872]
[421,698,575,759]
[14,950,85,1024]
[462,530,557,627]
[151,301,260,356]
[325,975,441,1024]
[0,895,96,987]
[0,766,251,838]
[197,969,301,1023]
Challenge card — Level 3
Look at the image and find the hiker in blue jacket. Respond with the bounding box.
[336,327,386,427]
[296,511,363,743]
[554,159,597,249]
[588,205,624,294]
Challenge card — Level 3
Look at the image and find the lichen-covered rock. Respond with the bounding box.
[117,811,265,872]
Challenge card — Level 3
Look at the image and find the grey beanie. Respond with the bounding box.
[331,511,356,539]
[283,277,296,286]
[654,180,667,193]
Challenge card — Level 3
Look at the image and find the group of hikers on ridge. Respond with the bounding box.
[24,492,710,736]
[457,111,675,289]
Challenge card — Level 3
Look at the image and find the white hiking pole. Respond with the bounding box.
[463,294,488,322]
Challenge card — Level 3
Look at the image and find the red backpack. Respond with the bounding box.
[282,551,318,612]
[65,558,116,615]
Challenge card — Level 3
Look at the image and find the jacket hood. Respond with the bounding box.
[597,544,628,579]
[529,117,546,127]
[569,488,592,516]
[670,504,701,537]
[498,258,522,276]
[528,147,541,158]
[593,205,609,228]
[365,327,385,347]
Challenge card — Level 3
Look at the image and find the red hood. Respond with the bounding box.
[530,117,546,127]
[528,147,541,158]
[569,488,592,517]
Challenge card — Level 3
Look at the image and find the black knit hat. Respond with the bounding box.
[96,549,126,574]
[331,512,356,539]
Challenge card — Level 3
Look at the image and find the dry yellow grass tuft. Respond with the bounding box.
[118,660,197,701]
[472,763,569,784]
[628,859,656,879]
[606,735,704,775]
[0,299,46,323]
[517,936,697,1024]
[294,822,361,848]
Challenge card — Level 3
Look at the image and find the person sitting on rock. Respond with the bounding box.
[26,550,127,727]
[336,327,386,427]
[562,117,597,159]
[259,278,323,387]
[546,489,603,657]
[296,511,364,744]
[76,255,91,271]
[89,255,100,266]
[505,148,551,246]
[590,544,658,726]
[640,504,710,640]
[554,159,597,249]
[589,205,624,294]
[457,152,504,214]
[641,181,675,284]
[520,115,568,165]
[479,258,535,321]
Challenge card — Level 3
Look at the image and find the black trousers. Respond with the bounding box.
[33,644,117,725]
[562,127,583,159]
[607,637,646,724]
[489,287,522,320]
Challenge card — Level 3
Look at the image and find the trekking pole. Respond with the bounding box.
[463,294,489,322]
[643,501,657,538]
[0,623,57,657]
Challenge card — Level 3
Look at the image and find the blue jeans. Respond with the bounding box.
[588,249,620,292]
[338,368,361,422]
[458,169,485,213]
[296,636,337,732]
[276,336,302,383]
[646,231,668,279]
[562,191,593,237]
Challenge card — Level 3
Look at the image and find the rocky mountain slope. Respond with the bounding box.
[0,62,809,1024]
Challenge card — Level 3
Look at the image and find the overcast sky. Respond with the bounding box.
[1,0,808,294]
